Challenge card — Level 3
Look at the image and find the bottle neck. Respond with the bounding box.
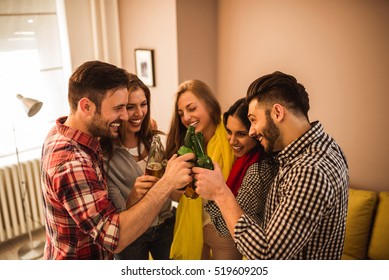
[184,126,195,147]
[191,135,205,156]
[148,135,164,162]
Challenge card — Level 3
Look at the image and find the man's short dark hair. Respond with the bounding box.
[246,71,310,120]
[68,60,130,113]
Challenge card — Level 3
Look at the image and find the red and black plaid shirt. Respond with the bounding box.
[41,117,120,259]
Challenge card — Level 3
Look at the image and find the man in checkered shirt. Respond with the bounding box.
[194,71,349,259]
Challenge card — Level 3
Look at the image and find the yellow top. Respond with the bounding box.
[170,121,234,260]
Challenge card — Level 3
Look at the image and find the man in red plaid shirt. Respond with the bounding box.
[41,61,194,259]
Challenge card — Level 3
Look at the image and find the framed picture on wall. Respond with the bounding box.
[135,48,155,87]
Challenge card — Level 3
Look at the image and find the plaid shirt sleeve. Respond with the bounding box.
[234,165,335,259]
[51,158,120,256]
[205,163,264,237]
[206,158,278,238]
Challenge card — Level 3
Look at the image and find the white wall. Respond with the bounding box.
[63,0,122,69]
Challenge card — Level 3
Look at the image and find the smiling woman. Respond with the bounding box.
[165,79,237,260]
[0,0,69,167]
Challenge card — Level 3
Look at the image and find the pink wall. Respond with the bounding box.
[217,0,389,191]
[176,0,218,91]
[117,0,389,191]
[118,0,218,134]
[118,0,179,134]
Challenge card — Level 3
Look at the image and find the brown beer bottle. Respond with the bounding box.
[145,135,165,178]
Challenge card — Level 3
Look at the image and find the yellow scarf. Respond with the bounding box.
[207,122,235,181]
[169,121,234,260]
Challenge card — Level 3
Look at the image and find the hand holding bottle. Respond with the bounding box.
[177,125,196,192]
[192,161,225,202]
[160,153,195,192]
[176,126,214,199]
[126,175,159,208]
[185,132,214,199]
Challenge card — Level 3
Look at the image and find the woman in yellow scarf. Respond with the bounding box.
[165,79,239,260]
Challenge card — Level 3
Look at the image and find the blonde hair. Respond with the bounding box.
[165,79,221,159]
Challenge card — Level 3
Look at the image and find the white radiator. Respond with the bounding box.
[0,159,44,243]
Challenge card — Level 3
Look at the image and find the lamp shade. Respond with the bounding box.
[16,94,43,117]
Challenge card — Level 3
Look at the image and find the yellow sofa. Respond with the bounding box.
[342,188,389,259]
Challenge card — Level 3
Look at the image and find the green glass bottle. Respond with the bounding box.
[177,125,195,156]
[177,125,195,191]
[191,133,214,170]
[184,133,214,199]
[196,131,204,149]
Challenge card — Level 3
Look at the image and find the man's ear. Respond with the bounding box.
[79,98,95,117]
[272,103,285,123]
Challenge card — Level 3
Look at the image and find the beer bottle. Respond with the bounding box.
[177,125,195,192]
[145,135,165,178]
[196,131,204,150]
[177,125,195,156]
[192,132,213,170]
[184,133,214,199]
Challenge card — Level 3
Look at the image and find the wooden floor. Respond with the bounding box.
[0,228,46,260]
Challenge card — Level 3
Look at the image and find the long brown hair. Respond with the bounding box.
[165,79,221,159]
[101,74,162,161]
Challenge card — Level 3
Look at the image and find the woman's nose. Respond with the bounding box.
[229,134,237,145]
[182,111,191,122]
[133,106,142,116]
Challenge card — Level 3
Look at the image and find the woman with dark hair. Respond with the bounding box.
[101,74,175,260]
[205,98,278,240]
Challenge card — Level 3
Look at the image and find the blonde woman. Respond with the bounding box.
[165,79,239,260]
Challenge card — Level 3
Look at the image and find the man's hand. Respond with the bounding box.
[161,153,195,192]
[193,161,244,238]
[192,161,227,201]
[126,175,158,208]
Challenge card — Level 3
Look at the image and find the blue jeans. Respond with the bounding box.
[115,214,175,260]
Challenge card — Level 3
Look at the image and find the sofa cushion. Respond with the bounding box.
[368,191,389,259]
[341,253,358,260]
[342,188,377,259]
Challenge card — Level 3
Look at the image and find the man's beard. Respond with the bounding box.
[88,112,117,139]
[262,110,281,153]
